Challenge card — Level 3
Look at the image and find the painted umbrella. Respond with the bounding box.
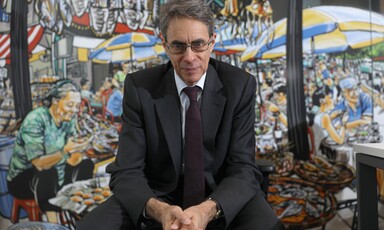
[241,5,384,61]
[89,32,165,64]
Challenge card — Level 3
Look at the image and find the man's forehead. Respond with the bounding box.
[165,17,210,40]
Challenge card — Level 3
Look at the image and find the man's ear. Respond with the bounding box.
[209,33,217,52]
[211,33,217,45]
[159,32,166,44]
[159,32,168,54]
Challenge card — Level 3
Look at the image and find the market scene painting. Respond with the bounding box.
[0,0,384,229]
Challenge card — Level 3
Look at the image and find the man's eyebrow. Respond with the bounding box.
[170,40,186,45]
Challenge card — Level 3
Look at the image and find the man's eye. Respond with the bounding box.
[172,44,185,49]
[192,42,205,48]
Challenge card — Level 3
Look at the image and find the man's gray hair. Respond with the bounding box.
[159,0,215,41]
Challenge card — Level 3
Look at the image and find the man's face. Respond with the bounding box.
[162,17,216,86]
[343,86,359,105]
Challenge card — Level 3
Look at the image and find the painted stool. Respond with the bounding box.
[10,198,41,223]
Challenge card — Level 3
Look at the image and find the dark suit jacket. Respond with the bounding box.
[107,58,263,227]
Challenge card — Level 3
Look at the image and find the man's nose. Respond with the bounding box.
[182,47,196,62]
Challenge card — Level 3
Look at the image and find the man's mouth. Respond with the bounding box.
[183,66,199,72]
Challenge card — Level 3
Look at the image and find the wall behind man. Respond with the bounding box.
[0,0,383,229]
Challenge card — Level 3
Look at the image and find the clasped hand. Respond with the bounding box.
[162,204,213,230]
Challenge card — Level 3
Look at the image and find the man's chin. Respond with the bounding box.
[181,74,203,85]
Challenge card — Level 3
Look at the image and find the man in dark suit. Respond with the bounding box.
[77,0,280,229]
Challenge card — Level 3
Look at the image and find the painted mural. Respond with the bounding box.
[0,0,384,229]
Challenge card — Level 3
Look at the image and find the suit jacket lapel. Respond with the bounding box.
[154,69,183,176]
[201,64,226,150]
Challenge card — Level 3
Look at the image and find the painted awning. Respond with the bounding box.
[0,24,45,63]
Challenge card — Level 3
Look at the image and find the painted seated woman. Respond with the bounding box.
[7,80,94,223]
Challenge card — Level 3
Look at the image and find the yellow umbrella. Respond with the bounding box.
[241,6,384,61]
[258,30,384,60]
[89,32,165,63]
[91,44,165,64]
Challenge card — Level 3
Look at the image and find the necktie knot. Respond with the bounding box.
[183,86,199,102]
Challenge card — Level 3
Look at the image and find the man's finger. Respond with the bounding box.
[170,219,180,230]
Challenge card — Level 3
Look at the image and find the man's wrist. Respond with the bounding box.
[144,198,169,222]
[207,198,223,220]
[142,203,150,219]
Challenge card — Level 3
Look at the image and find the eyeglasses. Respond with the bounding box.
[165,38,213,54]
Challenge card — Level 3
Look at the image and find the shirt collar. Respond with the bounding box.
[174,70,206,96]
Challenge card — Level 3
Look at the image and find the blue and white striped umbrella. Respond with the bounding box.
[89,32,165,63]
[241,6,384,61]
